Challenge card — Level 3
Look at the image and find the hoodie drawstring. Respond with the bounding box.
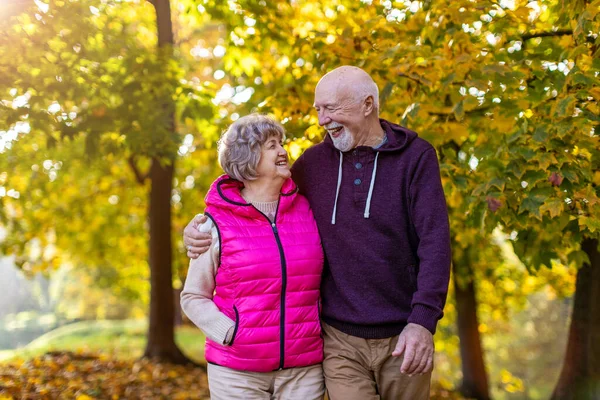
[331,151,380,224]
[331,152,343,225]
[364,152,379,218]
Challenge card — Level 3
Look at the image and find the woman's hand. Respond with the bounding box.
[183,214,212,258]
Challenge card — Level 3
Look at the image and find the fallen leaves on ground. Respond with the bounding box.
[0,351,463,399]
[0,351,209,399]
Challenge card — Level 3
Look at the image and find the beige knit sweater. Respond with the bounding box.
[180,200,278,344]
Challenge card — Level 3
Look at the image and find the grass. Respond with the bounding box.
[0,319,206,363]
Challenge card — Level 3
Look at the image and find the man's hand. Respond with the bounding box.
[392,323,434,376]
[183,214,212,259]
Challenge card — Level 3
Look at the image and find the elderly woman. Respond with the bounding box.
[181,114,324,399]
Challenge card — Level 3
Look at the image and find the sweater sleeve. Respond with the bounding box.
[180,218,236,344]
[407,147,451,334]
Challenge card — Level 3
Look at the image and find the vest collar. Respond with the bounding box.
[206,175,298,220]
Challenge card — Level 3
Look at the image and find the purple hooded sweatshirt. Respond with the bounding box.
[291,119,451,339]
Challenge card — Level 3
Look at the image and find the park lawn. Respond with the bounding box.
[0,319,206,363]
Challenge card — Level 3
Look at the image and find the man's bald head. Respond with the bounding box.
[316,66,380,112]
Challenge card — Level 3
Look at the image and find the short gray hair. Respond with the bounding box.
[218,114,286,181]
[354,78,379,112]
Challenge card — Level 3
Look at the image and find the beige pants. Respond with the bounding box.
[322,322,431,400]
[207,363,325,400]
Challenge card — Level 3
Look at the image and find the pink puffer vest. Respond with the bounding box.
[204,175,324,372]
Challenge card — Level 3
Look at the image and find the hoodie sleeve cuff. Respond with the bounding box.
[407,304,442,335]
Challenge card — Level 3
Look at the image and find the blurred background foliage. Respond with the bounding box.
[1,0,599,398]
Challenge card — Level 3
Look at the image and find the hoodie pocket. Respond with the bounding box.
[228,305,240,346]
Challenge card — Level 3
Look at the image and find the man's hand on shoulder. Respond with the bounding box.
[183,214,212,258]
[392,323,434,376]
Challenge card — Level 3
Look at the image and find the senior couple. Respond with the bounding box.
[181,66,451,400]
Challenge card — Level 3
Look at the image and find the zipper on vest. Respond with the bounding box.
[271,222,287,370]
[251,201,287,370]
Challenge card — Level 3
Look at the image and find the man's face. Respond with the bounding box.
[314,81,366,152]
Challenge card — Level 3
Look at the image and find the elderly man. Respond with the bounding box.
[184,66,451,400]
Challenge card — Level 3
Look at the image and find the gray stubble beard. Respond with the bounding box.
[330,128,354,152]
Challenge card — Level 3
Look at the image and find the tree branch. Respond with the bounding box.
[521,29,573,41]
[128,156,149,185]
[331,51,362,62]
[428,106,492,120]
[397,73,424,85]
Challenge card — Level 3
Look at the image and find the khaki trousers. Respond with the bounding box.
[207,363,325,400]
[322,322,431,400]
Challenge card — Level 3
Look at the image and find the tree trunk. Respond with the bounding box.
[142,0,191,364]
[173,287,183,326]
[453,257,490,400]
[551,238,600,400]
[143,160,189,363]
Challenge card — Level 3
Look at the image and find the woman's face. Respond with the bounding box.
[255,135,290,181]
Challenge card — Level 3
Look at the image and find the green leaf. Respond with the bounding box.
[536,153,557,170]
[522,170,548,186]
[532,126,548,143]
[567,250,590,267]
[554,95,577,118]
[568,45,589,59]
[441,73,455,89]
[516,147,536,161]
[579,216,600,233]
[489,178,505,191]
[380,82,394,110]
[482,64,510,76]
[506,160,526,179]
[452,101,464,121]
[571,72,600,87]
[472,183,488,197]
[561,167,579,183]
[519,195,546,219]
[540,198,564,218]
[533,250,558,270]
